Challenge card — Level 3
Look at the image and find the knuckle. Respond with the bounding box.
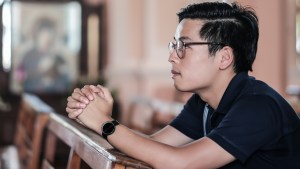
[71,92,77,97]
[66,107,70,113]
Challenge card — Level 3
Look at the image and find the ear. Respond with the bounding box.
[219,46,234,70]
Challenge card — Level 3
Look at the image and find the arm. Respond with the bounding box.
[150,125,193,147]
[66,85,193,147]
[109,124,235,169]
[71,87,236,169]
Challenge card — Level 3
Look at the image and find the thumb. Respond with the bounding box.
[90,85,104,97]
[97,85,114,104]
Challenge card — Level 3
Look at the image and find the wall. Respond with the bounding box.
[104,0,189,117]
[101,0,298,116]
[245,0,286,94]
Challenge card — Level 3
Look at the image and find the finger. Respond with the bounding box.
[90,85,104,93]
[68,110,82,119]
[71,92,89,104]
[90,85,105,97]
[71,88,90,104]
[66,107,83,119]
[66,106,72,114]
[67,97,87,109]
[81,85,95,101]
[73,88,83,94]
[97,85,114,104]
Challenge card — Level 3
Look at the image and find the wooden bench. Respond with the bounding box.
[0,93,53,169]
[43,113,152,169]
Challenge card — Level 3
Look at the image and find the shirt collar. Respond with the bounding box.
[215,72,249,114]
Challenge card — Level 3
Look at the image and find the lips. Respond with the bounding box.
[171,70,180,78]
[171,70,180,74]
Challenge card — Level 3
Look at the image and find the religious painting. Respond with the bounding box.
[9,1,81,94]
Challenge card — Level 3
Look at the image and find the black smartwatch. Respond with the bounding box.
[101,120,119,141]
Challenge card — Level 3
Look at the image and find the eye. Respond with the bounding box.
[184,44,192,49]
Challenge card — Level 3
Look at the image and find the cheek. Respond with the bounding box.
[182,62,205,82]
[182,58,216,83]
[182,56,208,73]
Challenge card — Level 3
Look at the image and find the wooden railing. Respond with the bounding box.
[43,113,152,169]
[1,94,152,169]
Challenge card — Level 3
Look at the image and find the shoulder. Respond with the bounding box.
[230,93,281,123]
[238,78,295,115]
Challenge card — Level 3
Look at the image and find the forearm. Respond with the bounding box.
[102,124,182,169]
[130,128,151,138]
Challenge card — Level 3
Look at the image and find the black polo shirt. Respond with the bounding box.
[170,72,300,169]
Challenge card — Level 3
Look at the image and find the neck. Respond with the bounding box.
[196,72,236,110]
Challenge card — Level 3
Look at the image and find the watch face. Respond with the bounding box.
[102,122,116,135]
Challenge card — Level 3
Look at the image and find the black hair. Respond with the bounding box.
[177,2,259,72]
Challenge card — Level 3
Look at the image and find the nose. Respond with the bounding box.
[168,50,179,63]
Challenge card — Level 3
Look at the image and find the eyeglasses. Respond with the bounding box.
[168,40,225,59]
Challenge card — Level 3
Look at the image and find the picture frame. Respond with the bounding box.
[9,1,82,94]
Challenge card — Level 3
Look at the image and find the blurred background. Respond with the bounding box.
[0,0,300,144]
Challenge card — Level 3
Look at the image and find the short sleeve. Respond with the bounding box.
[170,94,205,140]
[208,95,280,163]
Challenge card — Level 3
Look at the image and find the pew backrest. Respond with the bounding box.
[0,93,53,169]
[16,94,53,169]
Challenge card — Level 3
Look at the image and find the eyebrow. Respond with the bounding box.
[174,36,191,41]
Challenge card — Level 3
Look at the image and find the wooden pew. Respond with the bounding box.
[43,113,152,169]
[0,93,53,169]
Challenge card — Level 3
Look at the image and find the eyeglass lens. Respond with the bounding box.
[168,41,184,58]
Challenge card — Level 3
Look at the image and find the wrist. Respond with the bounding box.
[101,119,120,141]
[93,117,113,134]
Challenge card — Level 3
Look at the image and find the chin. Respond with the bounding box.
[174,83,192,93]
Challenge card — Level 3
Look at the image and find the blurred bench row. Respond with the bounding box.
[0,94,151,169]
[126,96,184,134]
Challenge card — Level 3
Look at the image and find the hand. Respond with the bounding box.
[66,85,104,119]
[76,85,114,133]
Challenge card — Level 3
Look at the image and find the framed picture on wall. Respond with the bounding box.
[8,1,82,94]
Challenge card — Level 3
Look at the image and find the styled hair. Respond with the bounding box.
[177,2,259,72]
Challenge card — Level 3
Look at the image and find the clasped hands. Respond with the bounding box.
[66,85,114,134]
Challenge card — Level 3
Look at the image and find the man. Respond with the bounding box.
[66,2,300,169]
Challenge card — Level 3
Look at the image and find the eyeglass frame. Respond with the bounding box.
[168,40,226,59]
